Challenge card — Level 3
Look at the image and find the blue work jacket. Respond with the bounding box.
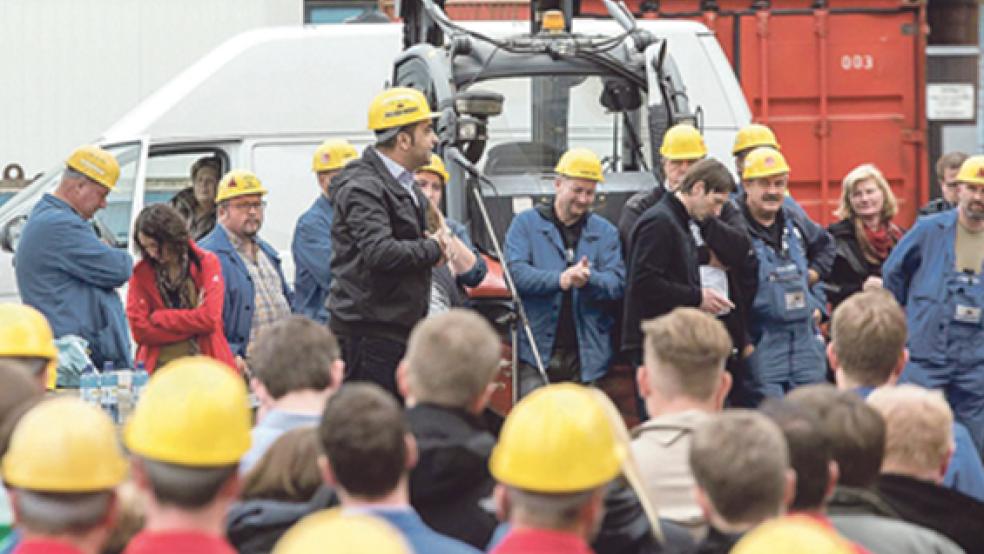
[447,218,487,288]
[505,208,625,382]
[883,210,963,365]
[292,195,333,323]
[14,194,133,368]
[199,224,293,357]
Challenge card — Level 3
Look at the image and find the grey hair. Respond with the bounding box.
[13,489,114,535]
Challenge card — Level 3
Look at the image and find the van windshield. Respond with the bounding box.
[0,142,141,248]
[473,75,651,182]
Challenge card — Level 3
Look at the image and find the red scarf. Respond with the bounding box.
[860,220,902,262]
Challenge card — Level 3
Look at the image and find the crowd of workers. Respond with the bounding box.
[0,82,983,553]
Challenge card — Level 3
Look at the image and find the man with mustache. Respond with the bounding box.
[736,148,832,399]
[200,170,293,368]
[883,154,984,453]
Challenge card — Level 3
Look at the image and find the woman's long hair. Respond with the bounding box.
[133,203,199,269]
[835,163,898,222]
[835,164,902,263]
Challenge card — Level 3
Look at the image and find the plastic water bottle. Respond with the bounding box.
[80,364,98,406]
[100,362,120,424]
[132,362,149,407]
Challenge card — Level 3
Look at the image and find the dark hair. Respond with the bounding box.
[786,385,886,488]
[0,364,42,458]
[760,398,832,511]
[375,122,424,150]
[678,158,736,194]
[318,383,407,499]
[190,156,222,180]
[250,316,340,399]
[936,151,968,183]
[133,204,196,267]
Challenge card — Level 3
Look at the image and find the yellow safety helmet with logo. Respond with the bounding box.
[742,147,791,181]
[2,397,127,492]
[418,154,450,185]
[66,145,120,190]
[312,140,359,173]
[274,509,410,554]
[660,124,707,161]
[0,304,59,389]
[732,124,780,155]
[555,148,605,183]
[955,155,984,187]
[125,356,251,467]
[215,169,268,204]
[490,383,625,493]
[368,87,439,133]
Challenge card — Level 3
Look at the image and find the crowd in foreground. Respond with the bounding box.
[0,292,983,554]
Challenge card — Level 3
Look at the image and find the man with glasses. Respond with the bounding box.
[15,145,133,370]
[920,151,968,216]
[200,169,293,369]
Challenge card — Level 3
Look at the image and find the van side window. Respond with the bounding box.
[144,150,225,205]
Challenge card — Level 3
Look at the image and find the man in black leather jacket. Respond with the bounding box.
[328,87,448,398]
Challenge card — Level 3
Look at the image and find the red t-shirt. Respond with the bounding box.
[490,528,595,554]
[14,538,85,554]
[123,530,237,554]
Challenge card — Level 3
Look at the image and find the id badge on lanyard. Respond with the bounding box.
[775,263,807,312]
[954,273,982,324]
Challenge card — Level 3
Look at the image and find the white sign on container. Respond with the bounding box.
[927,84,975,121]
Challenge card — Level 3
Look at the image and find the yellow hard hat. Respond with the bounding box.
[660,124,707,161]
[732,516,857,554]
[732,124,780,155]
[417,154,449,184]
[312,140,359,173]
[66,145,120,190]
[215,169,268,204]
[274,509,410,554]
[955,155,984,186]
[742,147,790,181]
[125,356,251,467]
[368,87,439,132]
[555,148,605,182]
[0,304,58,384]
[490,383,624,493]
[2,397,127,492]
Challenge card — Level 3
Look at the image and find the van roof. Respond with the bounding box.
[100,19,711,144]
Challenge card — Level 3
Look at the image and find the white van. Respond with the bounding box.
[0,19,748,302]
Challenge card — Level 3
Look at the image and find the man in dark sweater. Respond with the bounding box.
[622,158,739,363]
[688,410,794,554]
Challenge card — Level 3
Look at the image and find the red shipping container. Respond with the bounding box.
[442,0,929,227]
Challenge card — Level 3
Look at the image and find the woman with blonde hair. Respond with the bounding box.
[826,164,904,308]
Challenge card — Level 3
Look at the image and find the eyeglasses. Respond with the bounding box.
[229,200,267,211]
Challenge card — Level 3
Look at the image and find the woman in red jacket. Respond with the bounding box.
[127,203,235,372]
